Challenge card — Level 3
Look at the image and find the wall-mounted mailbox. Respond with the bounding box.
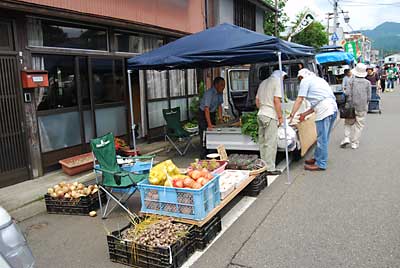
[21,70,49,89]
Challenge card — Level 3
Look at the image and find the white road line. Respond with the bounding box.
[181,196,256,268]
[182,159,284,267]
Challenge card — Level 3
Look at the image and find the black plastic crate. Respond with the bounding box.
[242,173,268,197]
[107,223,195,268]
[192,215,222,250]
[44,191,106,216]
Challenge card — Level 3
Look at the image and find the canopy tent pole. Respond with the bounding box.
[127,70,137,154]
[277,52,291,185]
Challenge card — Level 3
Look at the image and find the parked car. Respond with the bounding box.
[0,207,35,268]
[222,56,317,118]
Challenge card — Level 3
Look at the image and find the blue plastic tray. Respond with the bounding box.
[138,175,221,221]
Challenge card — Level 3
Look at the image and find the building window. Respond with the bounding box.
[35,55,77,110]
[0,21,14,51]
[27,18,108,50]
[115,32,143,53]
[92,59,125,104]
[234,0,256,31]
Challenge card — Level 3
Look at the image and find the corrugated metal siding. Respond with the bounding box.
[18,0,205,33]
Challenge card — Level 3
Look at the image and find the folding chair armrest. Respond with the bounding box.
[125,155,155,160]
[94,167,130,186]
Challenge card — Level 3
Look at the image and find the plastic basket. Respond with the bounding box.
[107,222,195,268]
[242,173,268,197]
[138,175,221,221]
[192,215,222,250]
[44,191,106,216]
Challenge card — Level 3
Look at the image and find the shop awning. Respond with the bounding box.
[127,23,314,70]
[316,51,355,65]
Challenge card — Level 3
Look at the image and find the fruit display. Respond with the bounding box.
[226,154,266,171]
[122,217,189,248]
[47,181,99,199]
[189,159,223,172]
[148,159,215,189]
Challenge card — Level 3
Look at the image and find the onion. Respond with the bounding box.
[69,185,76,191]
[89,211,97,217]
[54,185,61,190]
[50,192,57,198]
[77,183,84,190]
[73,182,79,187]
[61,186,69,194]
[56,190,64,198]
[91,188,98,195]
[64,193,71,198]
[47,188,54,194]
[59,181,66,187]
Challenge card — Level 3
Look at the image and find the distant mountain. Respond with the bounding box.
[361,22,400,55]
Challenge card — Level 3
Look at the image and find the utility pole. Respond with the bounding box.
[332,0,339,45]
[274,0,278,36]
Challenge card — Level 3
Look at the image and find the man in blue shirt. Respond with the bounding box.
[289,69,337,171]
[198,77,225,158]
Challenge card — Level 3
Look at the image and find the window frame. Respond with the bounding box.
[0,19,14,51]
[27,16,109,52]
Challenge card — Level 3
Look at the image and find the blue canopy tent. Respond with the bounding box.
[127,23,314,184]
[316,51,355,65]
[127,23,313,70]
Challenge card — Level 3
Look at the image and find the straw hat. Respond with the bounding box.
[352,63,367,77]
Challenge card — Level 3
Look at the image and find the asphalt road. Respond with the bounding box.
[19,91,400,268]
[193,91,400,268]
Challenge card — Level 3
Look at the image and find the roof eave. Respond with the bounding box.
[248,0,278,13]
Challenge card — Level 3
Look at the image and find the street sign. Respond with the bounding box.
[331,32,339,42]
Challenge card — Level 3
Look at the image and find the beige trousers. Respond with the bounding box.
[258,115,278,171]
[344,111,367,146]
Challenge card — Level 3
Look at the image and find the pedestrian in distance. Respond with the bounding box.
[387,64,395,91]
[289,69,338,171]
[378,65,387,93]
[340,63,371,150]
[365,66,380,87]
[256,69,286,176]
[198,77,225,158]
[342,68,353,92]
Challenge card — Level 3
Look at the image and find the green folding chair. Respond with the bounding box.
[90,133,154,218]
[163,107,195,156]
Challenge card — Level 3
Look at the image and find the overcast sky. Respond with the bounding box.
[284,0,400,31]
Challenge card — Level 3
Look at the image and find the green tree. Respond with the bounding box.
[291,22,328,49]
[263,0,288,37]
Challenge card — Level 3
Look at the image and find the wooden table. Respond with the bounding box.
[170,174,257,227]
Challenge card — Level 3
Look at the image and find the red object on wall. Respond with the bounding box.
[21,70,49,88]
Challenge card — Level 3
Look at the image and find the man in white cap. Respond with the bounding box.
[289,69,338,171]
[341,63,371,149]
[256,69,286,175]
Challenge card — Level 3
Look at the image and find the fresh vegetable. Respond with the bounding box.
[184,121,198,129]
[148,160,180,186]
[122,216,189,248]
[47,181,99,199]
[114,137,128,150]
[226,154,266,170]
[241,111,259,142]
[89,211,97,217]
[189,159,221,172]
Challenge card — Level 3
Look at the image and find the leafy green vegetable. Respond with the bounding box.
[241,111,259,142]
